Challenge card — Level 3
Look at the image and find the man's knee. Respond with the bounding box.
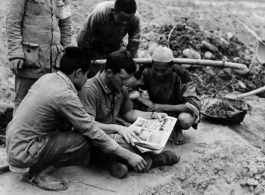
[177,113,195,130]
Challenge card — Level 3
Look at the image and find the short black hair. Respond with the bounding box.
[59,47,91,75]
[114,0,137,14]
[105,49,136,75]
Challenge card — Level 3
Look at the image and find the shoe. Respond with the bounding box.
[142,154,153,172]
[109,162,128,179]
[150,151,180,168]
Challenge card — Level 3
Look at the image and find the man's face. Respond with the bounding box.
[75,70,89,90]
[113,10,134,25]
[109,69,132,90]
[152,61,172,81]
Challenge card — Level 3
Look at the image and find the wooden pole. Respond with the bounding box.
[91,58,248,70]
[0,164,9,173]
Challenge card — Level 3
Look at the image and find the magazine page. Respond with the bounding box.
[130,116,177,153]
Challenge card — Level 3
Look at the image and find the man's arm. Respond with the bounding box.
[127,12,141,58]
[59,94,147,172]
[58,18,72,48]
[6,0,27,62]
[76,6,102,53]
[147,82,201,117]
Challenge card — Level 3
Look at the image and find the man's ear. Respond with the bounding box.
[106,69,113,77]
[75,69,82,78]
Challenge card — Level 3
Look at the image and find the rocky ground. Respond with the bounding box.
[1,0,265,195]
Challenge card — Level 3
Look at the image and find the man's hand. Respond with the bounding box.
[127,153,147,172]
[147,104,166,113]
[155,112,168,121]
[116,125,141,146]
[10,59,24,74]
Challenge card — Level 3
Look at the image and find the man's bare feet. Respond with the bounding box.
[26,166,68,191]
[171,129,186,145]
[26,174,68,191]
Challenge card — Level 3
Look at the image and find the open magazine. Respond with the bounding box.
[130,116,177,154]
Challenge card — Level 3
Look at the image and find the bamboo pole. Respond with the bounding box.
[91,58,248,70]
[0,164,9,173]
[226,86,265,99]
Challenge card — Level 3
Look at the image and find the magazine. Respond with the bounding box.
[130,116,177,154]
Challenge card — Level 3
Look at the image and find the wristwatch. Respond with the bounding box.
[151,112,156,119]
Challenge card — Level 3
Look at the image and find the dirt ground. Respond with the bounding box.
[1,0,265,195]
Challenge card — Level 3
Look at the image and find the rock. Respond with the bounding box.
[222,56,228,61]
[233,57,244,64]
[201,41,218,52]
[204,52,214,59]
[241,161,248,168]
[254,184,264,195]
[148,42,159,55]
[186,19,199,29]
[240,180,246,187]
[238,81,247,89]
[183,48,201,59]
[219,37,229,50]
[257,164,265,174]
[246,178,259,187]
[249,165,259,175]
[227,32,234,40]
[233,68,250,76]
[256,157,265,162]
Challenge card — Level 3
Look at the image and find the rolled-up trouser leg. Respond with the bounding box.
[30,131,91,173]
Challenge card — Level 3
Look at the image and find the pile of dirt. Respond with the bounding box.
[140,18,265,98]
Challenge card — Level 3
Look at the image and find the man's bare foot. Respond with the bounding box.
[26,165,67,191]
[26,174,68,191]
[171,129,186,145]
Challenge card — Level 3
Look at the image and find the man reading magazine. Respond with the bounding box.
[79,49,180,179]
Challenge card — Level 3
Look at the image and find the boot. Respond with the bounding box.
[109,162,128,179]
[141,154,153,172]
[150,151,180,168]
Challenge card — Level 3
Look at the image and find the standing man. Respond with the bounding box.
[6,47,147,191]
[6,0,72,112]
[79,49,180,179]
[76,0,141,77]
[126,46,201,145]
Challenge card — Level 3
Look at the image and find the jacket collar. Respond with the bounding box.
[95,71,123,97]
[57,71,78,95]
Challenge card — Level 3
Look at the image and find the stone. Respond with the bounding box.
[182,48,201,59]
[254,184,264,195]
[241,161,248,168]
[257,164,265,174]
[238,81,247,89]
[201,41,218,52]
[227,32,234,40]
[246,178,259,187]
[148,42,159,55]
[204,51,214,59]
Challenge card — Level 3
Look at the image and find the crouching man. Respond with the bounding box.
[6,47,148,191]
[79,49,180,179]
[126,46,201,145]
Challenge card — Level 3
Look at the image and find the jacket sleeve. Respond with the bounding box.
[58,93,119,154]
[127,12,141,58]
[173,64,192,83]
[180,82,201,115]
[58,0,72,47]
[6,0,27,61]
[59,17,72,47]
[76,6,102,53]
